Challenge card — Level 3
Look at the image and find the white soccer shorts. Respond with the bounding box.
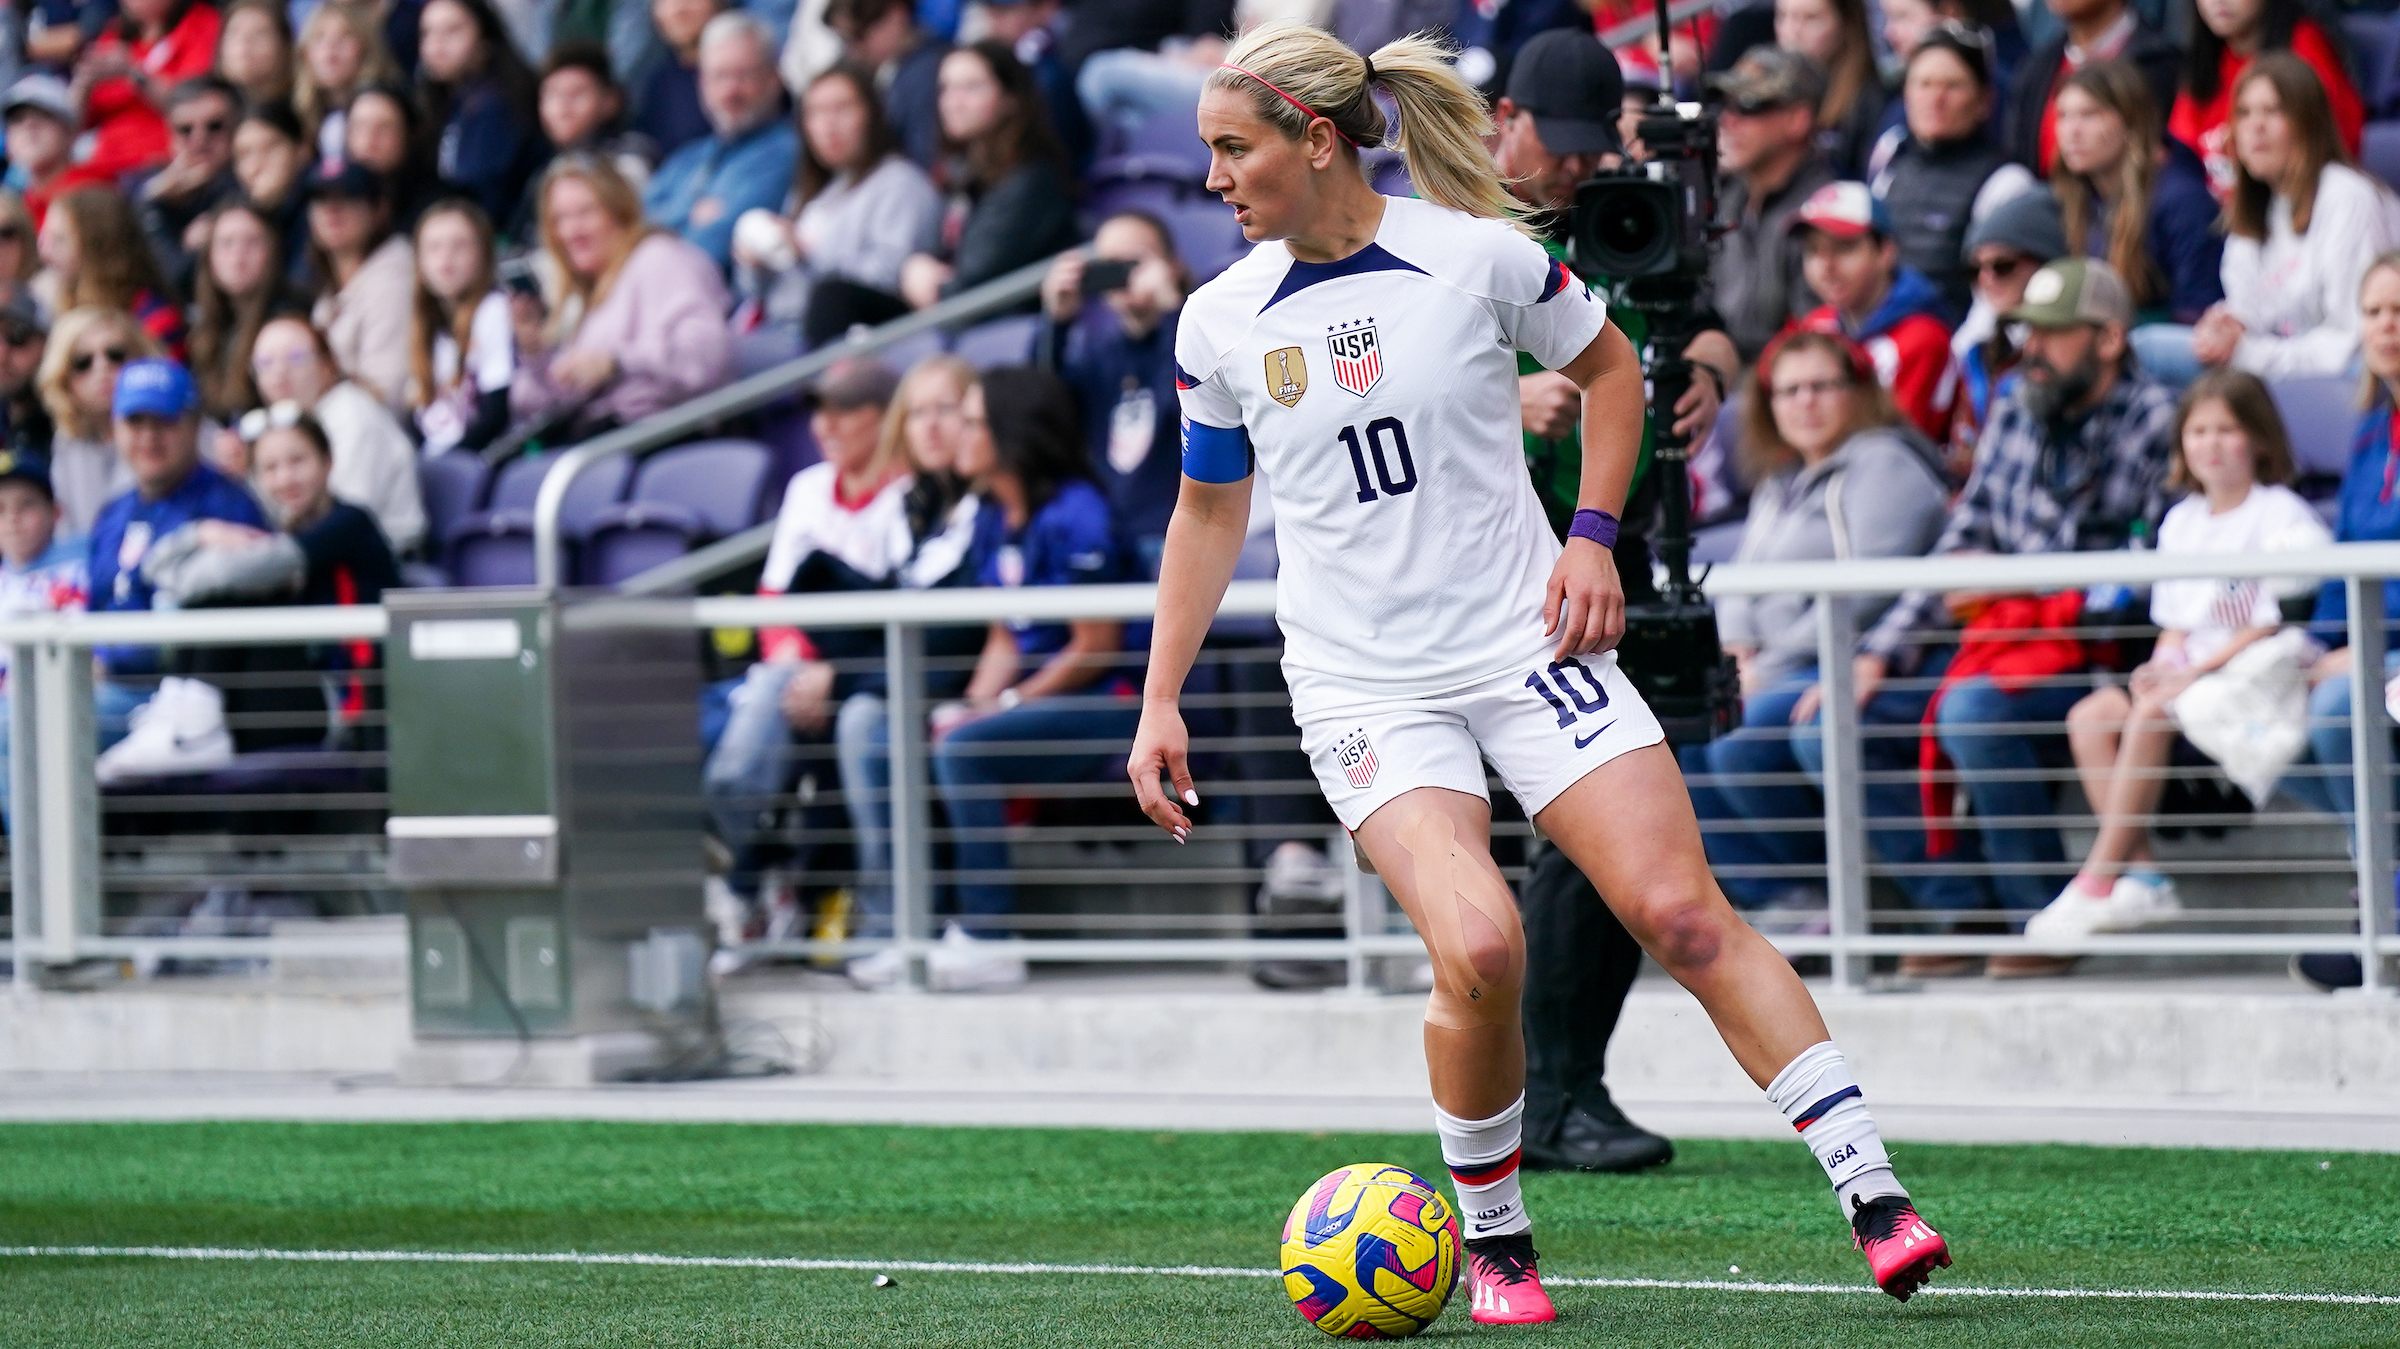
[1297,647,1666,830]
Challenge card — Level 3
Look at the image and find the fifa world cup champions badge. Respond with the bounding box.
[1266,346,1309,408]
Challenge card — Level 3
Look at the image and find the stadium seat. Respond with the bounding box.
[952,315,1043,369]
[2346,12,2400,117]
[580,439,774,585]
[2270,375,2362,480]
[2363,120,2400,194]
[868,327,947,373]
[446,451,631,586]
[417,452,489,552]
[1088,110,1212,186]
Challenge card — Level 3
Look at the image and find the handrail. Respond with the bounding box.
[529,253,1062,590]
[1597,0,1719,49]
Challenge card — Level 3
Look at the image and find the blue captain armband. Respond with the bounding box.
[1180,417,1255,483]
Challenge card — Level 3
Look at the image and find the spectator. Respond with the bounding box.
[1868,24,2035,314]
[304,161,416,411]
[212,0,292,107]
[644,11,796,273]
[2283,250,2400,991]
[243,405,402,607]
[232,100,311,269]
[731,61,939,347]
[1070,8,1237,142]
[512,156,733,435]
[2044,369,2326,937]
[0,294,55,460]
[39,188,188,360]
[1787,181,1958,441]
[2169,0,2362,202]
[240,314,424,555]
[409,200,514,455]
[928,366,1131,931]
[1707,47,1837,360]
[24,0,110,76]
[2051,59,2224,347]
[1876,0,2026,142]
[295,1,401,164]
[982,0,1088,171]
[1948,187,2065,476]
[0,451,89,826]
[2,74,77,225]
[1861,259,2176,972]
[826,0,945,169]
[534,41,656,191]
[63,0,224,190]
[1689,330,1978,920]
[416,0,547,227]
[898,40,1076,310]
[135,75,242,296]
[2004,0,2178,176]
[1776,0,1881,176]
[633,0,726,160]
[702,357,907,903]
[1040,210,1185,577]
[188,200,298,424]
[344,83,437,228]
[35,307,154,533]
[2180,56,2400,383]
[0,191,39,309]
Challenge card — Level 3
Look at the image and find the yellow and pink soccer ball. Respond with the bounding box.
[1278,1163,1460,1338]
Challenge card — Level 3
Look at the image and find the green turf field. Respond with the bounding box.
[1,1121,2394,1347]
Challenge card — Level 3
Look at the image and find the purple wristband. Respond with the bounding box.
[1568,509,1619,550]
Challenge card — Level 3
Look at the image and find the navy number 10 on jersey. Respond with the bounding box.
[1340,418,1417,503]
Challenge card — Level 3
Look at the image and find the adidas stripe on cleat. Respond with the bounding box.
[1463,1232,1556,1325]
[1851,1195,1950,1301]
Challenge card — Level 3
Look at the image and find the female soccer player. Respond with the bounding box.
[1127,23,1951,1324]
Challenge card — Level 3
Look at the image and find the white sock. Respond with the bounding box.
[1435,1094,1531,1241]
[1765,1042,1907,1217]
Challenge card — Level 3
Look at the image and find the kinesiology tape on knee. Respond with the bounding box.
[1767,1041,1905,1211]
[1400,812,1525,1031]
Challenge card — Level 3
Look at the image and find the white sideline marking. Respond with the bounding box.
[2,1246,2395,1307]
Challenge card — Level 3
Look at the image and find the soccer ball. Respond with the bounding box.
[1278,1163,1460,1338]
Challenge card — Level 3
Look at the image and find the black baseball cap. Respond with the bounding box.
[0,449,55,501]
[303,159,389,204]
[1504,29,1626,157]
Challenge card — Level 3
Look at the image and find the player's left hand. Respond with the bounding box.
[1545,536,1626,660]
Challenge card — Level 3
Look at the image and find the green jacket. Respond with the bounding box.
[1522,236,1657,540]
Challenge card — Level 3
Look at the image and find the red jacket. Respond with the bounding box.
[61,3,222,189]
[1789,266,1959,444]
[2168,19,2364,203]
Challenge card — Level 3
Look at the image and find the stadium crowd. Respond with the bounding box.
[0,0,2394,989]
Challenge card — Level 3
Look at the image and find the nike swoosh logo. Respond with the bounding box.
[1573,721,1617,749]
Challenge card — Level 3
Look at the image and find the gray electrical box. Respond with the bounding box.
[383,589,708,1080]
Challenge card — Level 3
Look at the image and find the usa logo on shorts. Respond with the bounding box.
[1328,321,1382,397]
[1336,729,1379,789]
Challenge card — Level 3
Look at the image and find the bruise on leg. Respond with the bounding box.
[1397,809,1526,1031]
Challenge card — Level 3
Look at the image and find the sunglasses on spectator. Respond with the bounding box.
[1770,377,1852,404]
[1724,95,1794,116]
[237,400,308,443]
[1976,254,2034,280]
[0,326,39,348]
[172,116,230,138]
[71,347,129,374]
[0,225,23,244]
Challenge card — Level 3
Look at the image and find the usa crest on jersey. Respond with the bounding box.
[1328,321,1383,397]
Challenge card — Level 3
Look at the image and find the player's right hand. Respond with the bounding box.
[1127,701,1197,843]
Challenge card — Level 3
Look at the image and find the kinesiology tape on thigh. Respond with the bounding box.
[1399,811,1526,1030]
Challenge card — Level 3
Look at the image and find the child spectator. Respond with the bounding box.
[2004,0,2179,176]
[1787,181,1958,441]
[240,315,423,556]
[2051,59,2223,344]
[64,0,223,189]
[0,450,88,826]
[634,0,727,159]
[304,161,417,411]
[1949,188,2064,478]
[38,188,187,360]
[188,200,299,424]
[512,157,732,436]
[295,2,401,164]
[2169,0,2362,202]
[898,40,1076,310]
[1040,210,1185,577]
[408,200,514,456]
[532,42,655,203]
[826,0,945,168]
[212,0,291,107]
[2,75,77,225]
[2186,56,2400,382]
[244,407,401,607]
[34,307,154,533]
[643,11,796,273]
[136,75,242,296]
[415,0,546,227]
[1776,0,1882,177]
[2043,370,2327,939]
[731,61,940,346]
[1868,24,2034,315]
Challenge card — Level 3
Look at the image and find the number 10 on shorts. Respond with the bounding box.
[1524,658,1610,730]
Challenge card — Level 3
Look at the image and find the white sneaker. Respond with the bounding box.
[925,921,1027,992]
[1263,841,1344,905]
[95,678,233,785]
[703,875,750,949]
[846,946,906,991]
[2026,874,2183,939]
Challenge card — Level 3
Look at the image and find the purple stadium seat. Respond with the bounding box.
[2346,13,2400,118]
[1091,178,1249,280]
[579,440,774,585]
[871,327,949,373]
[446,452,632,586]
[418,452,489,551]
[2364,120,2400,194]
[1090,110,1211,185]
[2271,375,2363,480]
[952,315,1043,369]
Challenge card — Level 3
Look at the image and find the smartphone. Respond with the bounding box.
[1081,259,1135,295]
[497,253,544,301]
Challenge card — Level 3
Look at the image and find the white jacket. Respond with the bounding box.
[2223,162,2400,380]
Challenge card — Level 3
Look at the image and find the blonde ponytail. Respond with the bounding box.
[1207,22,1529,234]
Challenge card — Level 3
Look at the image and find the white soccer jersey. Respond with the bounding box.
[1175,196,1612,718]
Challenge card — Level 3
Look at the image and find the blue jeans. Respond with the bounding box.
[1933,674,2094,914]
[931,694,1143,926]
[2279,677,2400,855]
[834,690,895,940]
[0,680,148,829]
[1076,47,1206,136]
[2129,324,2201,388]
[701,663,798,876]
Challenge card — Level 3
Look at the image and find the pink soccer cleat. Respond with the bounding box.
[1851,1195,1951,1301]
[1464,1233,1557,1325]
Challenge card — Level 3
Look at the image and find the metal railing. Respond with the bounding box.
[6,545,2399,993]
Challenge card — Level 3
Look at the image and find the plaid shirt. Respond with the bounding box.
[1862,368,2178,662]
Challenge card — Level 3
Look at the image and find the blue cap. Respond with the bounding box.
[113,358,197,420]
[0,449,53,500]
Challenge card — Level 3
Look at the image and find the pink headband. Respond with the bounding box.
[1220,62,1358,147]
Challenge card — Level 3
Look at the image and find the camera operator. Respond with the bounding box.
[1493,28,1739,1174]
[1708,47,1837,361]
